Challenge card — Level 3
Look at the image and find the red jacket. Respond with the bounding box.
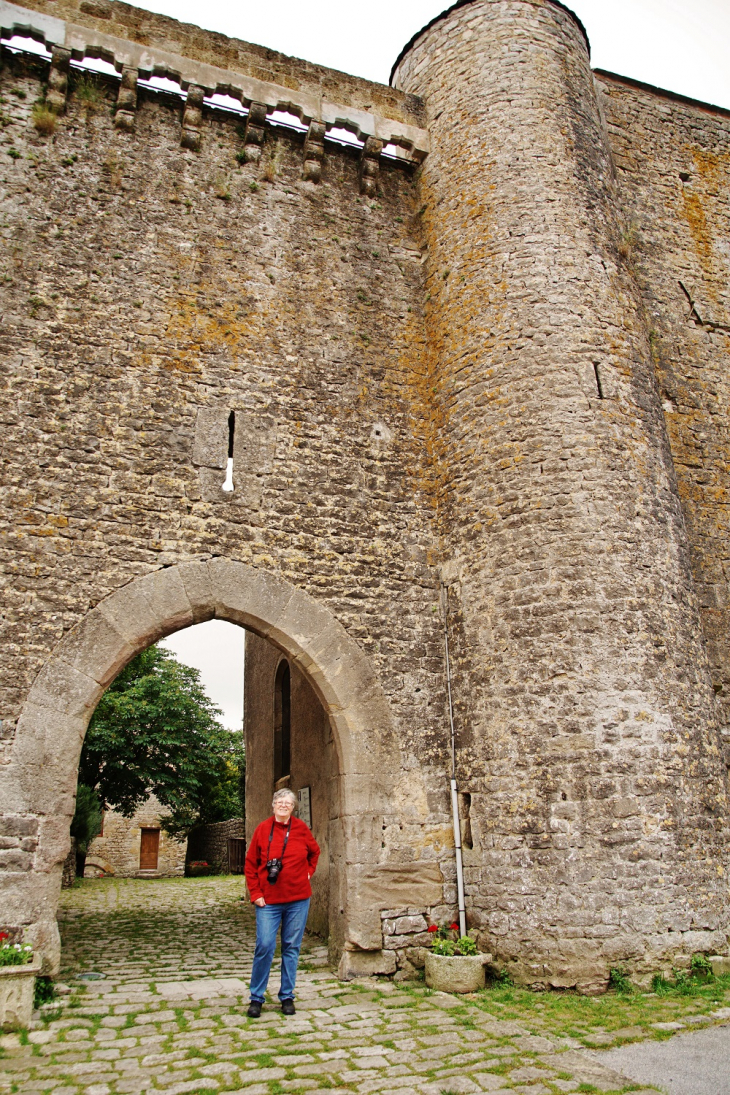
[245,816,320,905]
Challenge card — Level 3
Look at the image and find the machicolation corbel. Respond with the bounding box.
[114,66,138,132]
[359,136,383,197]
[181,85,205,151]
[302,121,325,182]
[240,102,267,164]
[47,47,71,114]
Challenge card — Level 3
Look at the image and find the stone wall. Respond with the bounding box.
[1,0,729,988]
[186,817,245,874]
[594,71,730,762]
[392,0,730,990]
[0,15,446,975]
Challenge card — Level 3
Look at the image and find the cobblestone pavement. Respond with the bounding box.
[0,878,660,1095]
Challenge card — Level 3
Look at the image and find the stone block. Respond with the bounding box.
[345,863,443,950]
[192,407,229,469]
[209,558,294,634]
[338,949,397,979]
[26,660,103,720]
[0,817,38,839]
[97,568,194,649]
[709,954,730,977]
[57,608,135,688]
[177,562,216,624]
[11,703,86,815]
[394,915,428,934]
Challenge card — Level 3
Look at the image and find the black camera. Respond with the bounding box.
[266,858,283,884]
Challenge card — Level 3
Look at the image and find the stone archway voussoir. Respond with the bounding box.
[208,557,296,636]
[55,607,136,688]
[12,702,87,813]
[26,659,105,720]
[97,567,194,650]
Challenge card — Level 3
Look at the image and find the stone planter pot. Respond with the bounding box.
[0,963,41,1031]
[425,952,492,994]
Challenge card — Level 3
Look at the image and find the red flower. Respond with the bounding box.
[450,922,460,931]
[427,924,438,933]
[0,932,8,941]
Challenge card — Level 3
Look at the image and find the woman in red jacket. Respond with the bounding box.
[244,788,320,1017]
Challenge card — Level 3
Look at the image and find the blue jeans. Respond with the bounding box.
[249,898,310,1003]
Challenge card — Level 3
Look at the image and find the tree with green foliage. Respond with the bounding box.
[78,645,244,839]
[70,783,102,878]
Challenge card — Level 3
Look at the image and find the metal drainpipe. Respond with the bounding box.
[442,582,467,938]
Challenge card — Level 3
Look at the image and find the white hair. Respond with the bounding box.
[272,788,297,808]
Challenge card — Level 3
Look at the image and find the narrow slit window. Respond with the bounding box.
[459,791,473,850]
[222,410,235,491]
[593,363,604,400]
[274,660,291,783]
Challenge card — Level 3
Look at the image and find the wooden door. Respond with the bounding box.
[228,837,246,874]
[139,828,160,870]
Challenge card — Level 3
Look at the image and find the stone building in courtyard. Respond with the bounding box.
[1,0,730,991]
[83,795,186,879]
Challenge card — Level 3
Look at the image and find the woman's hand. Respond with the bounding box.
[254,897,266,907]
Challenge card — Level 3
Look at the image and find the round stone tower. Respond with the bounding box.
[393,0,729,989]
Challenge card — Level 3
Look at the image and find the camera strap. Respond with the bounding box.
[267,817,292,860]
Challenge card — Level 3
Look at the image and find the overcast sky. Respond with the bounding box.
[160,621,245,733]
[141,0,728,725]
[129,0,730,110]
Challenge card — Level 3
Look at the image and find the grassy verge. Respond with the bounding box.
[427,973,730,1047]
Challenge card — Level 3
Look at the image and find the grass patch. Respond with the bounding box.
[467,973,730,1047]
[254,1053,277,1068]
[32,102,56,135]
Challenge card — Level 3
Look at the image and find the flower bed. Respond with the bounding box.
[186,860,212,877]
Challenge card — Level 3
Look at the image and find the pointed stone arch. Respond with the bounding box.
[8,560,439,973]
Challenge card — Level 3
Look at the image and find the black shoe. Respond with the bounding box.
[247,1001,262,1018]
[281,999,295,1015]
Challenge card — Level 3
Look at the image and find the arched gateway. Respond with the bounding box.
[4,560,443,975]
[2,0,730,992]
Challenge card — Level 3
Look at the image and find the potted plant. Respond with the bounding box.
[0,933,42,1031]
[424,922,492,993]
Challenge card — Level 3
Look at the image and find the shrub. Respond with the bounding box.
[74,75,106,111]
[34,976,57,1008]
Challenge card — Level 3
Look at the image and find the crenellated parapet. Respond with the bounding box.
[0,0,429,164]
